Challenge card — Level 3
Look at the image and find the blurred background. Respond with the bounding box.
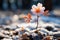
[0,0,60,10]
[0,0,60,25]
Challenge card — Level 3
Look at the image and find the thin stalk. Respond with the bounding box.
[36,14,39,29]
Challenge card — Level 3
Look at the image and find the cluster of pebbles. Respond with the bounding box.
[0,22,60,40]
[0,15,60,40]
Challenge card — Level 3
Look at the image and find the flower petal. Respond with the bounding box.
[37,3,42,7]
[32,5,37,9]
[42,7,45,10]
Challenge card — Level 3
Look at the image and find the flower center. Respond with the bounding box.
[35,8,40,13]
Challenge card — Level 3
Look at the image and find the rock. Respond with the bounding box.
[2,38,12,40]
[45,26,54,31]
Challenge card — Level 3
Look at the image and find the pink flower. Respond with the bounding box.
[31,3,45,14]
